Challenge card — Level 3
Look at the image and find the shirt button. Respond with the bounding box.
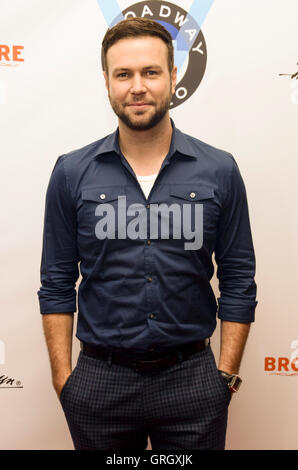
[146,204,150,209]
[99,193,106,200]
[149,313,156,319]
[147,276,153,282]
[147,240,151,245]
[189,192,196,198]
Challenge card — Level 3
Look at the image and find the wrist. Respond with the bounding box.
[53,370,72,397]
[218,362,239,375]
[52,369,72,387]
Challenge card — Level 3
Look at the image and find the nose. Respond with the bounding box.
[130,73,147,94]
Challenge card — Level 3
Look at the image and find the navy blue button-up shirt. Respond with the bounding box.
[37,120,257,353]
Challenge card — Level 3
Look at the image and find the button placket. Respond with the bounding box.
[144,204,157,330]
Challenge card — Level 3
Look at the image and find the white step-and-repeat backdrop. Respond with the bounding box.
[1,0,297,450]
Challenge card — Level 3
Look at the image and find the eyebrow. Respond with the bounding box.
[113,65,163,73]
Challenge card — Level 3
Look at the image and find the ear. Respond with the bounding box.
[171,66,177,95]
[103,71,109,91]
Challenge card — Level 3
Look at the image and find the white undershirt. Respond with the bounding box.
[135,173,158,200]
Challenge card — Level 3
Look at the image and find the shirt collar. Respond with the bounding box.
[92,119,198,160]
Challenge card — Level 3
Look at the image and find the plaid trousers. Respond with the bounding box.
[59,343,231,450]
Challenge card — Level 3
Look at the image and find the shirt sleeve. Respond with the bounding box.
[215,156,258,323]
[37,155,80,314]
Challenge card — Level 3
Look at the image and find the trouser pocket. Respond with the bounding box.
[207,346,231,405]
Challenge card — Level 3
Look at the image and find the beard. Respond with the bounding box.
[108,86,173,131]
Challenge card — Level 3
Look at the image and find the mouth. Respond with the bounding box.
[127,103,152,109]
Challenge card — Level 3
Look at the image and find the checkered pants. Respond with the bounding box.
[59,344,231,450]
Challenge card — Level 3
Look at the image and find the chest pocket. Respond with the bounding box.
[168,185,215,249]
[80,186,125,237]
[81,186,125,204]
[169,185,214,202]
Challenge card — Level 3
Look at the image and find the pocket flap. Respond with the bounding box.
[170,185,214,201]
[81,186,125,203]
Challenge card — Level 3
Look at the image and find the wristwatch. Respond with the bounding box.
[218,370,242,393]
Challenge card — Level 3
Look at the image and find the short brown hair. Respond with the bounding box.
[101,17,174,73]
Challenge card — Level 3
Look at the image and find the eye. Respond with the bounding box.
[117,72,128,78]
[146,70,158,76]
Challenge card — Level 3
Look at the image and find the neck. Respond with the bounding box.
[118,114,173,162]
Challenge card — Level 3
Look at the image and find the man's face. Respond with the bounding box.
[104,36,177,131]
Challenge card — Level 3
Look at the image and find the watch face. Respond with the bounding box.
[218,371,242,392]
[230,375,242,391]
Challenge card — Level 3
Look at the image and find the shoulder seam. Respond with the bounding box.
[60,154,75,205]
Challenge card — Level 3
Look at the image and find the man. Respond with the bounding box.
[38,17,257,450]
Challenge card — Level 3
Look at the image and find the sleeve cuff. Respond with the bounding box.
[217,299,258,323]
[38,293,77,314]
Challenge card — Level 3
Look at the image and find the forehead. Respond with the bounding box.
[106,36,168,71]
